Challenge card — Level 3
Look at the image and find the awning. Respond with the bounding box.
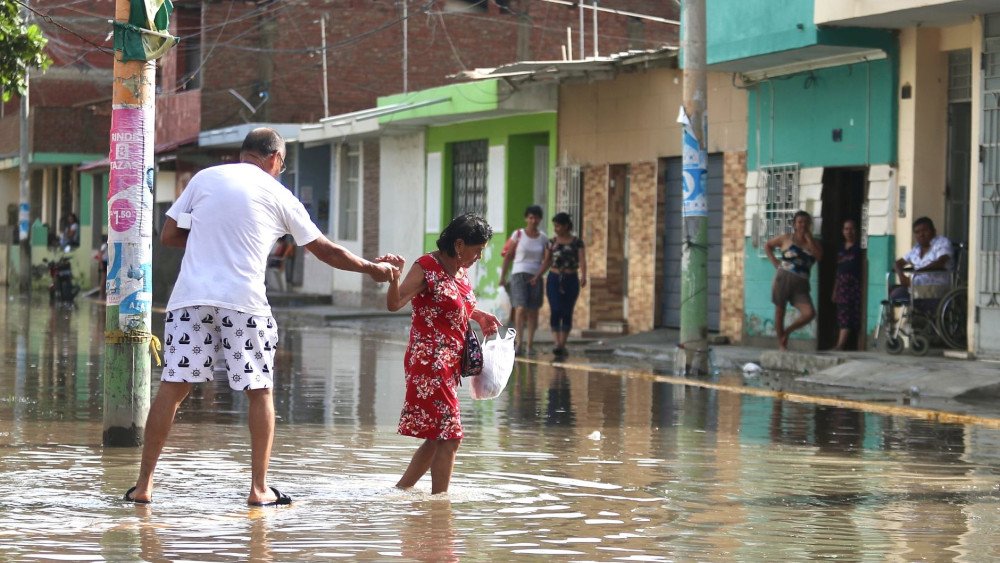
[454,46,678,83]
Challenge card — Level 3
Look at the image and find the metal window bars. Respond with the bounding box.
[754,163,800,256]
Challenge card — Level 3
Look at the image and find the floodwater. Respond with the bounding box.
[3,294,1000,561]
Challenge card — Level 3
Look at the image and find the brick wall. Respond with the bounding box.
[198,0,679,129]
[361,139,382,308]
[720,151,747,342]
[626,161,658,332]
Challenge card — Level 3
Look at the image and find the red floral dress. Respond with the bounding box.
[397,253,476,440]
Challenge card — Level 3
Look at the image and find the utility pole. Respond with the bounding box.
[104,0,175,446]
[678,0,709,375]
[578,1,585,59]
[592,0,598,57]
[18,77,30,291]
[320,14,329,116]
[402,0,408,93]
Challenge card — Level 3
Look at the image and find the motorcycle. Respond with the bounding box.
[46,252,80,303]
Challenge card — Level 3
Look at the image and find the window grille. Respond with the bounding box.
[555,165,582,232]
[451,140,488,217]
[755,164,800,256]
[948,50,972,103]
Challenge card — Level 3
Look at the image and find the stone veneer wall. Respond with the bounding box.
[720,151,747,342]
[577,164,608,330]
[626,161,659,332]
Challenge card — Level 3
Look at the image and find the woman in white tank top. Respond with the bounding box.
[499,205,548,354]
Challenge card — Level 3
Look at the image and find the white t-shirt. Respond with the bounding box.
[165,163,322,316]
[510,229,548,275]
[904,235,953,286]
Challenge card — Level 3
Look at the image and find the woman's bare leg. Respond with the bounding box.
[397,440,437,489]
[430,439,461,494]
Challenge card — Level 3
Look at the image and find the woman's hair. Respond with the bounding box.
[436,213,494,256]
[793,210,812,225]
[525,205,543,218]
[552,212,573,230]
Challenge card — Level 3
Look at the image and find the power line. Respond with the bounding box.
[14,0,114,55]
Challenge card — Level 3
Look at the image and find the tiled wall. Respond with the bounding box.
[720,151,747,341]
[626,161,659,332]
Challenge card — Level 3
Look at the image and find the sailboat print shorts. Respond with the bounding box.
[160,306,280,391]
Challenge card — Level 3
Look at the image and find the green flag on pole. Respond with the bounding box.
[113,0,179,62]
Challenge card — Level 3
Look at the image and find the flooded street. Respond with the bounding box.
[3,293,1000,561]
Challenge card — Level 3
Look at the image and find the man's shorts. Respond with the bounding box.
[161,306,279,391]
[771,269,812,308]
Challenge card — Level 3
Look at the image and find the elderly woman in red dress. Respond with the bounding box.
[384,214,502,494]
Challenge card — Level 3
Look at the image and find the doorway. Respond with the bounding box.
[817,168,866,350]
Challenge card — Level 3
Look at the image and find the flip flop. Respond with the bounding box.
[248,486,292,507]
[123,486,151,504]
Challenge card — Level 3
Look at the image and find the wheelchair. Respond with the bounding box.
[873,245,967,356]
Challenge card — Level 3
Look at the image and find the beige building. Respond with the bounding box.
[553,56,748,340]
[817,1,1000,357]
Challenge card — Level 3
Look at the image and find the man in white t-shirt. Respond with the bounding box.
[124,128,397,506]
[891,216,953,302]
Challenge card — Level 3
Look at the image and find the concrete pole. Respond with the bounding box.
[402,1,408,93]
[679,0,709,374]
[18,78,30,292]
[592,0,598,57]
[578,1,584,60]
[103,0,156,446]
[320,15,329,117]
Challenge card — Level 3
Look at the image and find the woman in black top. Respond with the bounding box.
[533,212,587,357]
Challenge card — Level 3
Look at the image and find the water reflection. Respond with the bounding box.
[3,292,1000,559]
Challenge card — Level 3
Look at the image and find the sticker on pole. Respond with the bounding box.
[678,106,708,218]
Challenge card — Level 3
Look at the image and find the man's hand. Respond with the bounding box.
[368,262,397,283]
[376,253,405,270]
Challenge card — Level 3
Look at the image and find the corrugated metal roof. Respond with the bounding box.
[454,46,678,82]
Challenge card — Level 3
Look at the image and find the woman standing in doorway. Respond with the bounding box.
[832,219,863,350]
[534,212,587,358]
[499,205,548,354]
[765,210,823,351]
[385,214,501,494]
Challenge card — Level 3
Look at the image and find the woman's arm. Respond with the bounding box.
[499,242,516,286]
[531,246,553,285]
[764,234,785,268]
[387,262,427,311]
[471,309,502,336]
[804,233,823,261]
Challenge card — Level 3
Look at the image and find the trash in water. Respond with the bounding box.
[587,430,602,441]
[742,362,762,376]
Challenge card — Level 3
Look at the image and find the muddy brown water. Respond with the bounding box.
[2,294,1000,561]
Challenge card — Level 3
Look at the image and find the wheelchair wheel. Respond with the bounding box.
[885,335,904,355]
[937,287,967,350]
[910,334,930,356]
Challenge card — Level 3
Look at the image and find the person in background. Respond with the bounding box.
[499,205,548,354]
[765,210,823,351]
[533,212,587,358]
[892,216,952,301]
[96,235,109,299]
[265,234,295,293]
[831,219,863,350]
[384,213,502,494]
[61,212,79,248]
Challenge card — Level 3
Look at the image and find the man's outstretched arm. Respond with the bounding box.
[304,235,396,282]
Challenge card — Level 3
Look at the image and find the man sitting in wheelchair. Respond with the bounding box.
[891,216,952,304]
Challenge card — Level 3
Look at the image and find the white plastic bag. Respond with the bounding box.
[470,328,517,400]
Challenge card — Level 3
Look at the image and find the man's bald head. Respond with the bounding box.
[240,128,285,159]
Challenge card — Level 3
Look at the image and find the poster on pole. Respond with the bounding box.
[678,106,708,218]
[107,106,154,329]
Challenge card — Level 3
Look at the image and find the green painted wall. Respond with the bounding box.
[80,174,93,227]
[747,59,897,168]
[706,0,895,65]
[378,80,500,123]
[864,235,894,334]
[424,112,557,299]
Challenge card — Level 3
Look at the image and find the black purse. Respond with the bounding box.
[460,324,483,378]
